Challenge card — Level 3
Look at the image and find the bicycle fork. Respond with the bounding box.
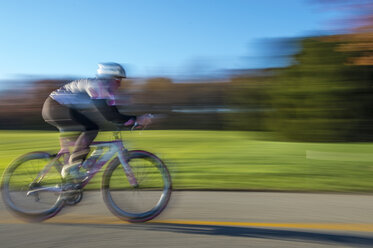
[115,145,139,187]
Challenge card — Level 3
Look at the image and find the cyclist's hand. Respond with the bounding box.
[124,118,136,126]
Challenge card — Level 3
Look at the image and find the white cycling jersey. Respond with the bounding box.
[50,78,116,107]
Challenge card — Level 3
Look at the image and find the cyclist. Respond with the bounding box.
[42,62,151,180]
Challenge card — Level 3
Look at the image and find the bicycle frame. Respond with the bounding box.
[27,133,138,195]
[82,139,138,187]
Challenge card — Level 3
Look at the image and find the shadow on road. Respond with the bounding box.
[49,222,373,247]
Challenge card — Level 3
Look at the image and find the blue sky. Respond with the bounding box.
[0,0,337,81]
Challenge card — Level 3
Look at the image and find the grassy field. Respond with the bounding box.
[0,130,373,192]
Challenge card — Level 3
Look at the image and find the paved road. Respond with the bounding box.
[1,191,373,248]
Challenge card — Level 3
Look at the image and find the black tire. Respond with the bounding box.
[1,152,65,222]
[102,150,172,222]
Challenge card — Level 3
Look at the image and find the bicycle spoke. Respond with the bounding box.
[102,151,171,222]
[2,153,64,217]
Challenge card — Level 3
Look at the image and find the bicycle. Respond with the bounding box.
[1,128,172,223]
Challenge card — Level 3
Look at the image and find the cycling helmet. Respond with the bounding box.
[96,62,126,79]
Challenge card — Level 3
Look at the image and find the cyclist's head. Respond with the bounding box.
[96,62,126,80]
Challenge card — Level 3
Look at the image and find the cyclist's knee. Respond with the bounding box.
[69,148,90,164]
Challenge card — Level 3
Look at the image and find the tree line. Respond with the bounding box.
[2,35,373,141]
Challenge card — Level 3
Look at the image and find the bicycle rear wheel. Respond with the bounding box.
[1,152,65,222]
[102,150,172,222]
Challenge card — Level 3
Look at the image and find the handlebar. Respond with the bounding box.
[131,113,154,131]
[114,113,155,131]
[112,113,157,140]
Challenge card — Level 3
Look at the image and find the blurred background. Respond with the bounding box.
[1,0,373,191]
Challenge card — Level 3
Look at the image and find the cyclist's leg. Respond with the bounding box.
[42,97,100,179]
[42,97,86,178]
[68,130,98,164]
[58,133,79,152]
[42,96,82,146]
[67,109,99,172]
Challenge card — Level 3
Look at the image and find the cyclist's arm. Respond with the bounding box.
[92,99,136,124]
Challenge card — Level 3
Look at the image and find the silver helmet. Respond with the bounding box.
[96,62,126,79]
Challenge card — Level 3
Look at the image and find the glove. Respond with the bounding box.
[124,118,136,126]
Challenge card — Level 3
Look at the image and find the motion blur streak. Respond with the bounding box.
[0,217,372,233]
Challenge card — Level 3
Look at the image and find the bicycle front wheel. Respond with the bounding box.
[1,152,65,222]
[102,150,172,222]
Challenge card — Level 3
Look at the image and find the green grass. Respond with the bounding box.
[0,130,373,192]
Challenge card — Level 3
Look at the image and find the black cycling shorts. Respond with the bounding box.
[42,97,99,132]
